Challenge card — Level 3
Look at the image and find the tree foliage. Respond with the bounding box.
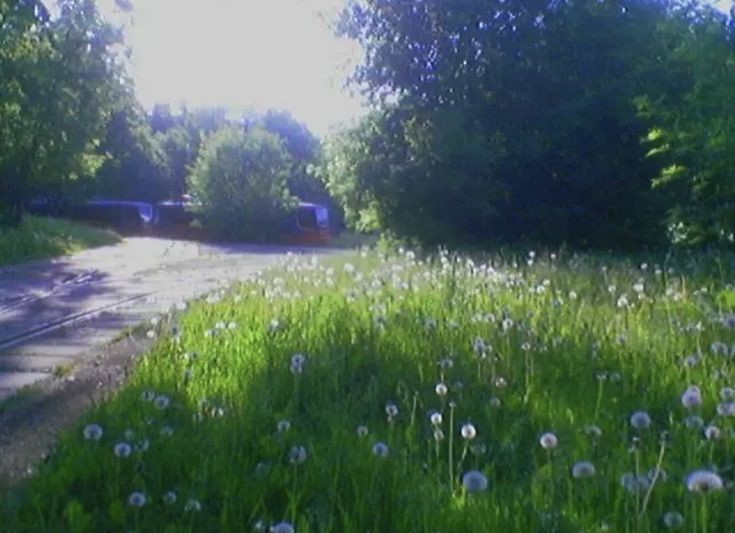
[325,0,733,248]
[187,126,296,240]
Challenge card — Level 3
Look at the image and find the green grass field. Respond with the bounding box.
[4,248,735,532]
[0,216,121,267]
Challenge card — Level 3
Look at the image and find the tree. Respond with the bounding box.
[187,126,296,240]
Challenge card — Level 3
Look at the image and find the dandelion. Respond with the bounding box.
[277,420,291,433]
[704,425,721,440]
[146,330,156,339]
[141,390,156,402]
[684,415,704,429]
[584,424,603,438]
[356,425,369,438]
[270,522,295,533]
[385,403,399,419]
[720,387,735,401]
[433,429,445,442]
[290,353,306,374]
[430,412,443,426]
[184,499,202,512]
[160,425,174,437]
[686,470,724,492]
[630,410,652,430]
[461,423,477,440]
[571,461,596,479]
[114,442,132,458]
[127,491,146,507]
[648,466,668,482]
[162,491,177,505]
[489,397,502,408]
[493,376,508,388]
[288,445,307,465]
[662,511,684,529]
[154,394,170,410]
[435,382,448,396]
[83,424,103,441]
[462,470,489,493]
[539,432,558,450]
[372,441,389,457]
[716,402,735,416]
[621,472,650,494]
[721,314,735,329]
[711,341,729,356]
[681,386,702,410]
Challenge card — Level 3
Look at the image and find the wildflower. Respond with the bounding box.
[141,390,156,402]
[686,470,724,492]
[356,425,369,438]
[83,424,103,441]
[569,290,578,301]
[630,411,652,430]
[621,472,650,494]
[430,412,443,426]
[127,491,146,507]
[617,295,629,308]
[584,424,603,438]
[489,397,501,408]
[154,394,170,410]
[493,376,508,388]
[633,282,645,294]
[290,353,306,374]
[721,387,735,401]
[717,402,735,416]
[648,466,668,482]
[184,499,202,512]
[385,403,399,419]
[435,383,448,396]
[704,425,721,440]
[146,330,156,339]
[681,386,702,410]
[539,432,558,450]
[433,429,445,442]
[662,511,684,529]
[462,470,489,493]
[461,423,477,440]
[288,445,307,465]
[372,441,389,457]
[571,461,596,479]
[114,442,132,458]
[711,341,729,356]
[163,491,177,505]
[137,438,150,452]
[277,420,291,433]
[721,314,735,329]
[270,522,295,533]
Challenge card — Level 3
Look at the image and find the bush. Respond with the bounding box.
[187,126,296,240]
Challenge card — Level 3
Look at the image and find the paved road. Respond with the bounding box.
[0,238,329,402]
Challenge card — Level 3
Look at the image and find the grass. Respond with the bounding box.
[3,247,735,531]
[0,216,121,267]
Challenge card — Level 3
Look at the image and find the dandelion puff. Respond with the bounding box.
[434,429,445,442]
[435,382,448,396]
[721,387,735,401]
[662,511,684,529]
[372,441,389,457]
[288,445,307,465]
[83,424,103,441]
[681,386,702,410]
[127,491,146,507]
[704,425,721,440]
[385,403,399,419]
[462,470,489,493]
[684,415,704,429]
[114,442,132,458]
[461,423,477,440]
[686,470,724,492]
[489,397,501,408]
[539,432,558,450]
[630,411,652,430]
[717,402,735,416]
[290,353,306,374]
[184,499,202,512]
[430,412,443,426]
[721,314,735,329]
[162,491,177,505]
[356,425,369,438]
[141,390,156,402]
[270,522,295,533]
[572,461,596,479]
[277,420,291,433]
[154,394,170,410]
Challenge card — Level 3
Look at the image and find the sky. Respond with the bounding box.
[90,0,731,136]
[96,0,366,136]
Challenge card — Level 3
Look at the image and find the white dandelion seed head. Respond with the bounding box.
[141,390,156,402]
[277,420,291,433]
[146,330,156,339]
[162,491,177,505]
[435,382,448,396]
[686,469,724,492]
[489,397,501,408]
[385,403,399,418]
[290,353,306,374]
[621,472,651,494]
[136,438,149,452]
[630,411,652,430]
[704,425,721,440]
[154,394,170,410]
[572,461,596,479]
[433,428,445,442]
[461,423,477,440]
[539,432,558,450]
[83,424,103,441]
[721,387,735,401]
[430,412,443,426]
[356,425,369,438]
[114,442,132,458]
[681,386,702,410]
[127,491,146,507]
[717,401,735,416]
[721,314,735,329]
[288,445,307,465]
[493,376,508,389]
[270,522,295,533]
[372,441,389,457]
[662,511,684,529]
[711,341,729,356]
[684,415,704,429]
[184,499,202,512]
[462,470,489,493]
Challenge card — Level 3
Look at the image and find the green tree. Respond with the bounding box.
[187,126,296,240]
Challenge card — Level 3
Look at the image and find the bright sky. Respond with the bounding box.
[97,0,366,136]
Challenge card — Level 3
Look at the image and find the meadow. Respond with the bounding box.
[3,247,735,532]
[0,217,120,267]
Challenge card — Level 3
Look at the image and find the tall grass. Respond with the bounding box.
[0,216,120,267]
[4,248,735,531]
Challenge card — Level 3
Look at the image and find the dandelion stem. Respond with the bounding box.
[639,437,666,518]
[448,403,455,491]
